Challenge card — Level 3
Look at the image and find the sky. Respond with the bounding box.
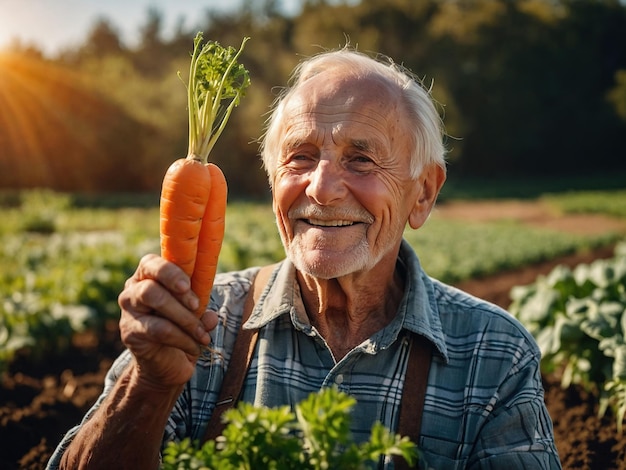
[0,0,302,56]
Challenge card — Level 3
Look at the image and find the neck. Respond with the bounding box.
[297,261,405,361]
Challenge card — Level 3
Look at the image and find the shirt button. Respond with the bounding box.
[335,374,344,385]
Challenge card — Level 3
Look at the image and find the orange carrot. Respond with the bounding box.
[159,158,212,278]
[159,33,250,316]
[190,163,227,316]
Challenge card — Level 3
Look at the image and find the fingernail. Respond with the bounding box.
[189,297,199,311]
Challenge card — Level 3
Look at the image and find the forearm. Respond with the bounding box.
[59,362,183,470]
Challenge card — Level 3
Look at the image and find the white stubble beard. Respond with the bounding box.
[283,229,373,279]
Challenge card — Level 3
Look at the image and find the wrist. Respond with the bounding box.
[123,361,186,403]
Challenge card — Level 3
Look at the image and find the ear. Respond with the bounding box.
[408,163,446,230]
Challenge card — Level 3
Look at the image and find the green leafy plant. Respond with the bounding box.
[510,241,626,433]
[161,388,418,470]
[0,230,152,373]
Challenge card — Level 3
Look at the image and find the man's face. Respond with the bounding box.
[272,71,421,279]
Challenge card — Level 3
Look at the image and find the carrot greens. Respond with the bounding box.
[182,33,251,163]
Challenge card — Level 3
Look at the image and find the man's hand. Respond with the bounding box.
[118,254,219,389]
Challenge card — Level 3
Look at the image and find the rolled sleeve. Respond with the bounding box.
[45,350,134,469]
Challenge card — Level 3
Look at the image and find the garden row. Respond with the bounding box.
[1,190,625,445]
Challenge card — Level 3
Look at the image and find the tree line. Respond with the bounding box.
[3,0,626,196]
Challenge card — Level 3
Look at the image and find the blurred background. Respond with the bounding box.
[1,0,625,200]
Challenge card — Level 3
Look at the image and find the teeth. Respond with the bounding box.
[308,219,354,227]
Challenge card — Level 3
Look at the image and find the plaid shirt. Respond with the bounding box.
[48,240,561,469]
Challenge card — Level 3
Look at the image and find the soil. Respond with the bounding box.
[2,200,626,469]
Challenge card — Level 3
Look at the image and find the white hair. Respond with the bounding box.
[260,48,447,184]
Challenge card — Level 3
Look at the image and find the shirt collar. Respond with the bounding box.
[243,239,448,362]
[243,260,300,328]
[396,240,448,361]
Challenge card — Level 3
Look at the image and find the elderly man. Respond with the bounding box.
[48,48,561,469]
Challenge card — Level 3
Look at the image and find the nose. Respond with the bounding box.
[305,159,346,205]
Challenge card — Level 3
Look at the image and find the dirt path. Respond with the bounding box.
[455,244,618,309]
[434,199,626,236]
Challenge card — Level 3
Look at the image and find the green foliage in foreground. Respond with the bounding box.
[161,387,418,470]
[510,241,626,433]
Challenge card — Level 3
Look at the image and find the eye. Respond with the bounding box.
[345,154,376,173]
[282,150,317,171]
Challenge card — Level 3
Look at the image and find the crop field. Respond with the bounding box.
[1,189,626,468]
[1,190,623,374]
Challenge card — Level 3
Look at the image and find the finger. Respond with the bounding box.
[119,279,210,345]
[201,309,219,332]
[121,313,203,358]
[125,253,159,287]
[127,254,199,311]
[135,254,193,295]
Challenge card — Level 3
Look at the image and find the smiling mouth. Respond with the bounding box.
[305,218,356,227]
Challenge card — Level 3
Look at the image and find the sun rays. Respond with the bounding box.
[0,53,148,192]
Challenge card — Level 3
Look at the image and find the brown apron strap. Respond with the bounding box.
[201,264,276,444]
[393,333,433,470]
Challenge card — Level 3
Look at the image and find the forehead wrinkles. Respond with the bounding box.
[279,72,405,155]
[286,101,389,127]
[281,102,392,151]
